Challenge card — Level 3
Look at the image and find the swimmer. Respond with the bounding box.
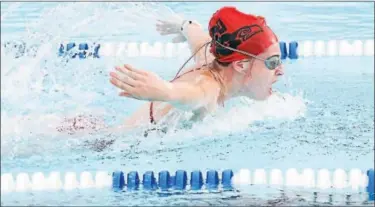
[110,6,284,134]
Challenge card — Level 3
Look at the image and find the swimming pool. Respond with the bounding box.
[1,2,374,206]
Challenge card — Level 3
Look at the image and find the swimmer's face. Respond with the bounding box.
[239,43,284,100]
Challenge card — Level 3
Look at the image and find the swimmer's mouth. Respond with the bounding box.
[270,80,278,94]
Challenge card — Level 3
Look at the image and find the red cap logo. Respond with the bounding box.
[209,7,278,63]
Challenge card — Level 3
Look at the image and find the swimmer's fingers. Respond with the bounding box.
[156,19,166,25]
[156,19,174,27]
[119,91,129,97]
[111,69,138,88]
[119,91,133,98]
[156,20,168,28]
[115,65,146,84]
[156,27,178,36]
[159,29,179,36]
[118,91,143,101]
[156,20,180,35]
[123,64,149,77]
[109,72,135,93]
[115,66,143,84]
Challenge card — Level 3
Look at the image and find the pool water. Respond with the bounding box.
[1,2,374,206]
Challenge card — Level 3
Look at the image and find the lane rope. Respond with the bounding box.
[1,40,374,59]
[1,168,373,202]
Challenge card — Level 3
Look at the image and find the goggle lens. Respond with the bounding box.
[265,55,281,70]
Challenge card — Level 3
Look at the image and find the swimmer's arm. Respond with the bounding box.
[183,22,215,64]
[164,77,219,111]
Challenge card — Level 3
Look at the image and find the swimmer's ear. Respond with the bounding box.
[232,60,248,75]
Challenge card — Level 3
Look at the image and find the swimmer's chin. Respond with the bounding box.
[257,88,275,100]
[251,93,272,101]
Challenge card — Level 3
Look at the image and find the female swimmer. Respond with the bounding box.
[109,6,284,133]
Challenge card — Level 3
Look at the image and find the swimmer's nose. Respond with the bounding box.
[275,65,284,76]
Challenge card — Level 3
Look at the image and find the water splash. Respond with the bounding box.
[1,2,180,158]
[1,2,308,159]
[132,91,308,150]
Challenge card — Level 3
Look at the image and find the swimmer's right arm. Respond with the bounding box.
[182,21,215,64]
[156,18,214,64]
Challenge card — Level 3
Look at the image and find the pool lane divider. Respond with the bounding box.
[1,40,373,59]
[1,168,374,201]
[55,39,375,59]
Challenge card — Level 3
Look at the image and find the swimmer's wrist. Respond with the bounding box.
[161,81,175,103]
[180,20,202,36]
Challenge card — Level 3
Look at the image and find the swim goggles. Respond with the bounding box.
[214,41,282,70]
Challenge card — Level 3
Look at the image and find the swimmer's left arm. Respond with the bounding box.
[110,64,219,111]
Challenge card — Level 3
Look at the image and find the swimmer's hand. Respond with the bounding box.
[156,17,187,43]
[110,64,173,102]
[157,17,210,64]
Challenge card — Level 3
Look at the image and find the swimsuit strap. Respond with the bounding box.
[149,102,156,124]
[149,64,207,124]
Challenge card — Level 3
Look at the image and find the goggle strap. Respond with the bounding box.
[214,40,267,62]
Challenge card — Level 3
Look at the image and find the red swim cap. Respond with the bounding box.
[209,6,278,63]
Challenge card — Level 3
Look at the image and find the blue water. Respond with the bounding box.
[1,2,374,206]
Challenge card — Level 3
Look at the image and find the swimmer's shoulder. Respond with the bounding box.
[198,65,223,90]
[178,63,221,83]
